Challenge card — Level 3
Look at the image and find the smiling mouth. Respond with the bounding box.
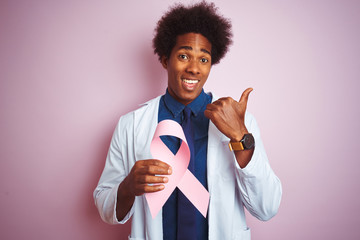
[181,78,199,91]
[182,79,199,84]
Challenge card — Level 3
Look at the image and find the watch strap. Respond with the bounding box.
[228,141,244,151]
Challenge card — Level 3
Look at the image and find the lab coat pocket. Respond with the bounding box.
[233,227,251,240]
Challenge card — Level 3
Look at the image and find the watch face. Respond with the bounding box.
[243,134,255,149]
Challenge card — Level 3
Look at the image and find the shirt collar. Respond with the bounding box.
[164,89,207,118]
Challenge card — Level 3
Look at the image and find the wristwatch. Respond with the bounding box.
[228,133,255,151]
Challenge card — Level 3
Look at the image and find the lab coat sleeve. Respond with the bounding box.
[93,115,135,224]
[235,112,282,221]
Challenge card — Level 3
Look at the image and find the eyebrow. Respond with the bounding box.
[178,46,211,56]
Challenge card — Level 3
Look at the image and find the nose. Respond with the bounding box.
[185,60,200,75]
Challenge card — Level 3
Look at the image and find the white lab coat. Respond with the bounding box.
[94,94,282,240]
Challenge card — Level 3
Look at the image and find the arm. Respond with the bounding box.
[204,88,254,168]
[204,88,282,220]
[235,113,282,220]
[93,117,172,224]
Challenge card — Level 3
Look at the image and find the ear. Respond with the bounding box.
[161,56,168,69]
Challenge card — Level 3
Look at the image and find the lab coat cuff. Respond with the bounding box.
[235,146,261,177]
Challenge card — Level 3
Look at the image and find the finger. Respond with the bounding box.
[205,103,218,111]
[138,164,172,175]
[134,184,165,195]
[204,109,213,120]
[216,97,232,102]
[138,175,169,184]
[239,87,253,103]
[143,184,165,193]
[212,98,228,106]
[212,99,223,104]
[140,159,171,168]
[138,159,172,175]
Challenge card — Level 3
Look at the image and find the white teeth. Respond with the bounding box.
[183,79,199,84]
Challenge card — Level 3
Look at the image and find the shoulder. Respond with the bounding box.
[119,95,161,124]
[113,96,161,139]
[111,96,161,146]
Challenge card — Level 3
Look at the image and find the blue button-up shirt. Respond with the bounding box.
[158,89,212,240]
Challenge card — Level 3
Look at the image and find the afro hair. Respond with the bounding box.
[153,1,233,65]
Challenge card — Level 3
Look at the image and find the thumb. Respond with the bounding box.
[239,87,253,103]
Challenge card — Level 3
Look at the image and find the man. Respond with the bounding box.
[94,2,282,240]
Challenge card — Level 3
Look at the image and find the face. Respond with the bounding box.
[161,33,212,105]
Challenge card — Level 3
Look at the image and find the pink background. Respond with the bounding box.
[1,0,359,239]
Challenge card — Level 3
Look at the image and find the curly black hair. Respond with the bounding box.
[153,1,233,65]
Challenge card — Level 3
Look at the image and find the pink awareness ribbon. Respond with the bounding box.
[145,119,210,219]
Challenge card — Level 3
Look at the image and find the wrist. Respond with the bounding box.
[118,177,135,200]
[229,127,248,142]
[229,133,255,151]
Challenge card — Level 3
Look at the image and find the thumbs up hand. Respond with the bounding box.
[204,88,253,142]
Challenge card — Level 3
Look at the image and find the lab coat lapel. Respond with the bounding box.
[134,96,160,161]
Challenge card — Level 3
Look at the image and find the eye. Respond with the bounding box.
[179,54,188,60]
[200,58,209,63]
